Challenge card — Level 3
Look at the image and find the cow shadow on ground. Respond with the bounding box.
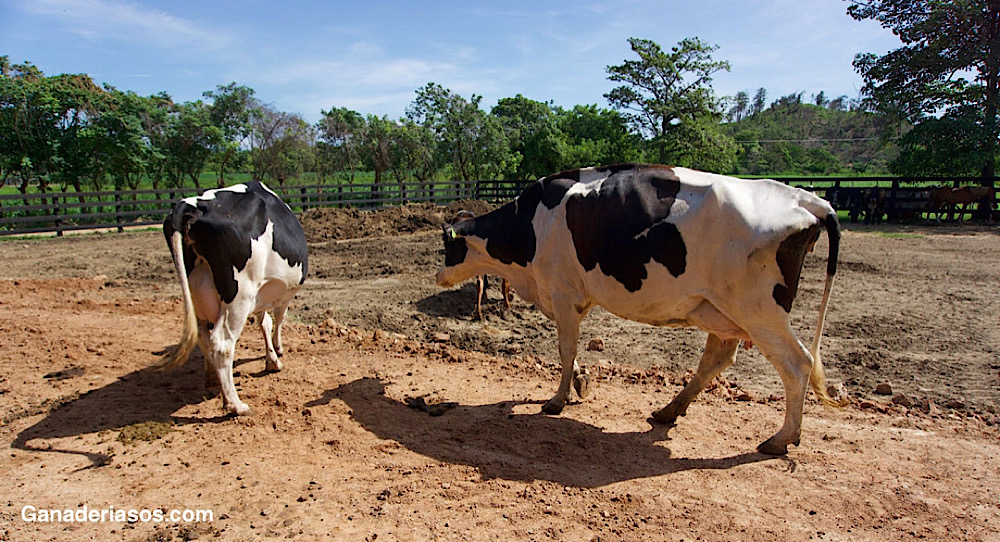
[318,377,777,488]
[10,353,267,468]
[416,284,520,321]
[415,285,478,318]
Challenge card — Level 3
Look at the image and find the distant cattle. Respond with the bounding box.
[438,164,845,455]
[449,211,512,319]
[863,188,887,224]
[884,189,930,222]
[825,186,865,223]
[927,186,997,222]
[159,181,308,415]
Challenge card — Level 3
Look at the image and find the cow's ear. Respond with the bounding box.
[181,206,203,234]
[442,224,458,240]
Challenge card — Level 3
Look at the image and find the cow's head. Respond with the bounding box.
[437,197,540,289]
[437,221,483,288]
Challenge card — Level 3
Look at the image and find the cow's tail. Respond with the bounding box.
[157,230,198,371]
[808,212,848,407]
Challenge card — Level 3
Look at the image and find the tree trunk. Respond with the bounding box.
[977,0,1000,219]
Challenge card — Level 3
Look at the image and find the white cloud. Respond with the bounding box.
[17,0,232,51]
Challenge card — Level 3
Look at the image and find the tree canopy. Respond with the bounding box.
[849,0,1000,178]
[605,37,733,166]
[2,34,926,196]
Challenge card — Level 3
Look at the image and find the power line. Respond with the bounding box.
[735,137,900,143]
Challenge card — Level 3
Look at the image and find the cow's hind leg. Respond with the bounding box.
[210,300,254,416]
[272,299,292,357]
[653,333,738,425]
[197,321,219,389]
[750,327,814,455]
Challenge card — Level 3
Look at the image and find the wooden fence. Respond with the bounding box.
[0,176,996,237]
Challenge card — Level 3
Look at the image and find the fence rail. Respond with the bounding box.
[0,176,996,236]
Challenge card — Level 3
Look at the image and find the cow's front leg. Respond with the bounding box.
[475,275,486,319]
[542,300,587,415]
[654,333,738,424]
[258,311,282,372]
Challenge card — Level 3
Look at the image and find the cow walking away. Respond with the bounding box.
[159,182,308,415]
[438,164,845,455]
[450,210,512,319]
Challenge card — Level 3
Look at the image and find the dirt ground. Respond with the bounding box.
[0,204,998,541]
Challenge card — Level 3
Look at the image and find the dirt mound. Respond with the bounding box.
[300,200,494,242]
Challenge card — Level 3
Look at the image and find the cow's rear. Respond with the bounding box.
[159,181,307,415]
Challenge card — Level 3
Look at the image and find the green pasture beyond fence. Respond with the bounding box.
[0,176,996,237]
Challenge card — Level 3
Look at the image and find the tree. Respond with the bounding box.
[605,37,730,164]
[813,91,830,108]
[250,104,313,186]
[160,101,218,189]
[141,92,172,189]
[891,110,988,176]
[98,89,154,191]
[360,114,394,195]
[407,83,514,183]
[661,119,738,173]
[204,82,257,187]
[0,60,62,195]
[849,0,1000,182]
[751,87,768,116]
[555,104,643,168]
[492,94,562,179]
[388,119,437,197]
[316,107,365,183]
[727,90,750,123]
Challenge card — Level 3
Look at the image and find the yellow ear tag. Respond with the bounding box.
[448,228,457,240]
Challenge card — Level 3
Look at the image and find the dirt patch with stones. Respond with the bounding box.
[0,208,998,541]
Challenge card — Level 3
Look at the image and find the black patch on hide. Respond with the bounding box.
[564,168,686,292]
[772,222,823,312]
[163,181,308,305]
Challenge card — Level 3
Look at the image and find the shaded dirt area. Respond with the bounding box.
[0,207,998,541]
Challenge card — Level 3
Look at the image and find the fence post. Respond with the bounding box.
[115,191,124,233]
[54,194,63,237]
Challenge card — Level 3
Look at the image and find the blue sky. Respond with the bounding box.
[2,0,902,123]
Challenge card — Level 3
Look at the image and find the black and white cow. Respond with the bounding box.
[159,181,308,415]
[438,164,844,455]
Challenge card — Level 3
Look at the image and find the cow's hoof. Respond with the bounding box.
[541,397,565,415]
[265,359,283,372]
[226,403,253,416]
[651,405,681,425]
[757,438,789,456]
[573,370,590,399]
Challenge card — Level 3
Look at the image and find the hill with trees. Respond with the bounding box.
[722,91,903,176]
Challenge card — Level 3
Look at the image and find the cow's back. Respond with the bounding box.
[164,182,307,304]
[527,165,831,323]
